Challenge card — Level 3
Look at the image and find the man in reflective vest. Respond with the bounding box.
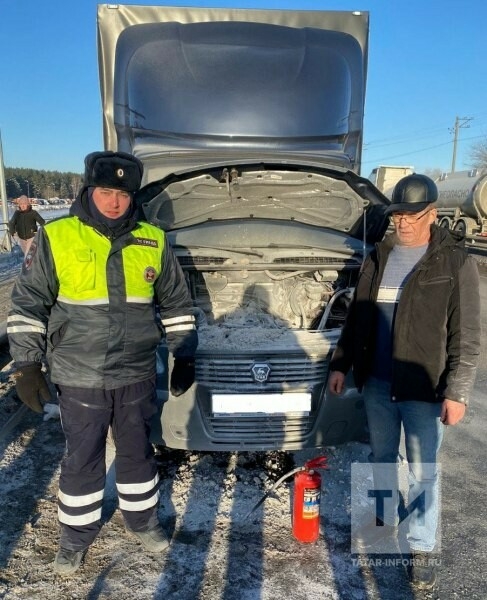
[7,151,198,576]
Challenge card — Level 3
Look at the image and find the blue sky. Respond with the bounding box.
[1,0,486,177]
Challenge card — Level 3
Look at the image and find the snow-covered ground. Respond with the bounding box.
[0,246,23,286]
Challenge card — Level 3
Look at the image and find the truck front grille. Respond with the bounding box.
[207,413,315,445]
[195,352,328,445]
[196,354,327,389]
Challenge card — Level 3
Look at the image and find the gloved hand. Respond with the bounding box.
[170,358,195,397]
[14,364,51,413]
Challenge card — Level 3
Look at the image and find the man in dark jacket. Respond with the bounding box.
[328,174,480,590]
[7,151,198,576]
[8,195,45,255]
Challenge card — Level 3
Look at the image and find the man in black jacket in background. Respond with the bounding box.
[8,195,45,256]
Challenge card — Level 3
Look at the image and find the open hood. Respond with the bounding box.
[97,5,369,177]
[138,160,389,236]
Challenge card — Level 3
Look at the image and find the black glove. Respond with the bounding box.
[170,358,195,397]
[14,364,51,413]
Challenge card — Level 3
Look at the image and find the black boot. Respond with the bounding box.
[53,547,87,576]
[409,550,438,589]
[127,523,170,553]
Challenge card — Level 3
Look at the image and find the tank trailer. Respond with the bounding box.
[434,169,487,236]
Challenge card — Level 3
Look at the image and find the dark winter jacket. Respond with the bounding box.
[330,225,480,404]
[7,191,198,388]
[8,206,45,240]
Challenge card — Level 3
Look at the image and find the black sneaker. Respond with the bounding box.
[409,550,438,589]
[353,518,398,553]
[128,523,170,553]
[53,547,87,576]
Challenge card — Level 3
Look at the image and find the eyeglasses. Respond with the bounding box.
[390,209,433,224]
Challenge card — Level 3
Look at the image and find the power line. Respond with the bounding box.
[364,111,487,151]
[365,130,452,150]
[362,140,453,165]
[365,124,451,146]
[362,133,486,166]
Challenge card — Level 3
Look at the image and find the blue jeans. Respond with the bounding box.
[363,377,444,552]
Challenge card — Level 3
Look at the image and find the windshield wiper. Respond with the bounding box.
[266,243,360,256]
[173,244,265,257]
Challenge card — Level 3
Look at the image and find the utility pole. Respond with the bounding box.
[0,129,11,252]
[450,116,472,173]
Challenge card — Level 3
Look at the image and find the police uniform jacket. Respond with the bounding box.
[7,192,197,389]
[330,225,480,404]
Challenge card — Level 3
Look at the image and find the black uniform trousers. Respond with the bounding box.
[56,377,160,551]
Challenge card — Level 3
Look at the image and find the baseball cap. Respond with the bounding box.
[385,174,438,214]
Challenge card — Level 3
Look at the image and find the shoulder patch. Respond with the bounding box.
[144,266,157,282]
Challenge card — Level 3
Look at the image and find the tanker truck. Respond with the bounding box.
[434,169,487,236]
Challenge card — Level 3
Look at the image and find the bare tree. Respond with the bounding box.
[70,176,82,200]
[467,139,487,169]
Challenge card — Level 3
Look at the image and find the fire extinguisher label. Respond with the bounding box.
[303,488,321,519]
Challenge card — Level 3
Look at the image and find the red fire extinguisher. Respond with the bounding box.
[292,456,327,543]
[244,455,327,543]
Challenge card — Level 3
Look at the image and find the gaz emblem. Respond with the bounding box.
[251,363,271,383]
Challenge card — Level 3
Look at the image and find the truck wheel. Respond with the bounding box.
[454,220,467,236]
[438,217,451,229]
[453,218,477,237]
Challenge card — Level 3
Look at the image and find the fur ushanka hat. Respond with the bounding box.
[83,151,143,193]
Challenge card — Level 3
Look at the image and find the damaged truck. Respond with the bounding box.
[97,4,390,451]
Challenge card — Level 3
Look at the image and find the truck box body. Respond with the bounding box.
[97,4,389,450]
[368,165,414,198]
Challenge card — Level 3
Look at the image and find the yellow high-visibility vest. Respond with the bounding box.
[45,217,166,305]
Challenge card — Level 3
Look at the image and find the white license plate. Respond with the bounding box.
[212,393,311,415]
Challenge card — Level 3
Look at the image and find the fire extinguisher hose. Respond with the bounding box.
[244,456,327,520]
[244,466,305,520]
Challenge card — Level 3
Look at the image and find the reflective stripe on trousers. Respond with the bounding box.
[57,377,159,551]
